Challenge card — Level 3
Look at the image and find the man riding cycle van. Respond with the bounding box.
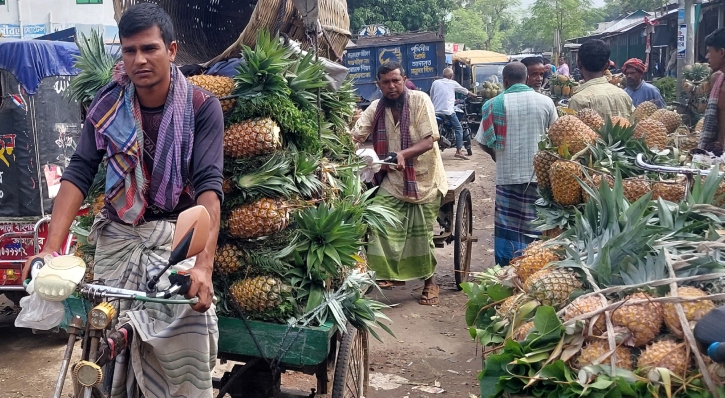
[22,4,223,397]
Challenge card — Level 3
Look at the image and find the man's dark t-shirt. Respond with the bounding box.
[62,86,224,224]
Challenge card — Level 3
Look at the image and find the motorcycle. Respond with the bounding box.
[436,99,473,156]
[24,205,211,398]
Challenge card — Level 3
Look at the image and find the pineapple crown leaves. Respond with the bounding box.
[231,152,298,202]
[285,51,329,111]
[291,151,325,199]
[686,170,725,207]
[293,203,365,281]
[67,30,120,106]
[234,30,293,98]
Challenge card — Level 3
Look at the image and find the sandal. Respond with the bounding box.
[376,280,405,289]
[419,284,440,305]
[454,153,470,160]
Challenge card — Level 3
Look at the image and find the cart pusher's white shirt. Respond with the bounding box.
[429,78,470,115]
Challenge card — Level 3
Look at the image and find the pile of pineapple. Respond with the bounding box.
[682,63,714,114]
[550,74,579,98]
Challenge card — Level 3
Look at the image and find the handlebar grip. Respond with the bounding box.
[169,272,192,296]
[708,342,725,364]
[23,258,46,289]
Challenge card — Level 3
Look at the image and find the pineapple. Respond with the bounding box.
[662,286,715,338]
[215,243,244,276]
[514,321,535,341]
[652,180,687,202]
[703,276,725,306]
[91,194,105,215]
[577,108,604,131]
[523,268,582,309]
[188,74,236,112]
[622,177,651,203]
[497,293,530,319]
[512,241,560,283]
[610,116,631,128]
[694,118,705,134]
[582,174,614,203]
[547,115,598,154]
[575,340,633,370]
[533,150,559,190]
[633,101,659,122]
[649,109,682,134]
[633,118,668,149]
[228,198,289,239]
[549,160,583,206]
[229,276,290,313]
[224,118,282,159]
[542,226,564,238]
[222,178,234,194]
[637,340,690,376]
[563,295,607,337]
[679,133,700,153]
[611,292,663,347]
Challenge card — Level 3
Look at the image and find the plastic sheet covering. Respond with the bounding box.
[0,39,80,95]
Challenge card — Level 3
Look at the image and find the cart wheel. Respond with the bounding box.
[331,324,369,398]
[454,188,473,290]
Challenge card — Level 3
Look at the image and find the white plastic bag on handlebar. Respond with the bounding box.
[14,280,64,330]
[356,148,382,183]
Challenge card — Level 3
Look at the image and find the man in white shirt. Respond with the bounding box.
[429,68,476,159]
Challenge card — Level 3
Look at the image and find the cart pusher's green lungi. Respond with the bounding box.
[89,215,219,398]
[367,188,442,281]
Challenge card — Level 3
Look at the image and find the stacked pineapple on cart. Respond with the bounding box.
[68,30,395,398]
[464,101,725,397]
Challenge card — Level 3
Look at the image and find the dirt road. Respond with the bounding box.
[0,146,497,397]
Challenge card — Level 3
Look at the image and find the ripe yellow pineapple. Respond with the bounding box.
[547,115,598,154]
[512,241,560,283]
[92,194,105,215]
[214,243,244,275]
[649,109,682,134]
[543,226,565,238]
[694,118,704,134]
[224,118,282,158]
[229,276,290,313]
[533,150,559,190]
[188,74,236,112]
[634,119,668,149]
[549,160,583,206]
[228,198,289,239]
[652,180,687,202]
[563,295,607,336]
[610,116,631,128]
[622,177,651,203]
[662,286,715,338]
[524,268,582,309]
[575,340,634,370]
[611,292,663,347]
[637,340,690,376]
[582,174,614,203]
[577,109,604,131]
[514,321,535,341]
[633,101,658,122]
[497,293,531,319]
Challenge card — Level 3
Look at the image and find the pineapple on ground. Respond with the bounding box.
[652,180,687,202]
[229,276,290,314]
[533,150,559,190]
[575,340,634,370]
[633,119,668,149]
[188,74,236,112]
[224,118,282,158]
[622,177,652,203]
[547,115,598,154]
[549,160,583,206]
[563,295,607,337]
[637,340,690,376]
[662,286,715,338]
[648,109,682,134]
[227,198,289,239]
[633,101,659,122]
[610,116,631,128]
[215,243,244,275]
[577,108,604,131]
[511,241,560,283]
[524,268,582,309]
[611,292,663,347]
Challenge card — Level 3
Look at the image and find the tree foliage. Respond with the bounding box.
[515,0,599,53]
[445,8,489,50]
[444,0,519,52]
[347,0,456,34]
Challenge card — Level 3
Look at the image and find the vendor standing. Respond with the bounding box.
[622,58,666,108]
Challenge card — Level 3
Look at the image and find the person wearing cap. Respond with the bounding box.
[623,58,666,108]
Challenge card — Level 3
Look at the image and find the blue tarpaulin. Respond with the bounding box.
[0,39,80,95]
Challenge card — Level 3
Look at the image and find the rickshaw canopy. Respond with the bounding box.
[451,50,509,66]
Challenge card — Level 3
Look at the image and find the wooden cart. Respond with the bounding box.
[213,318,368,398]
[434,170,477,290]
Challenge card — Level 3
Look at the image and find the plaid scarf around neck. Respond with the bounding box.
[477,83,533,150]
[371,90,420,199]
[699,73,725,150]
[86,62,194,224]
